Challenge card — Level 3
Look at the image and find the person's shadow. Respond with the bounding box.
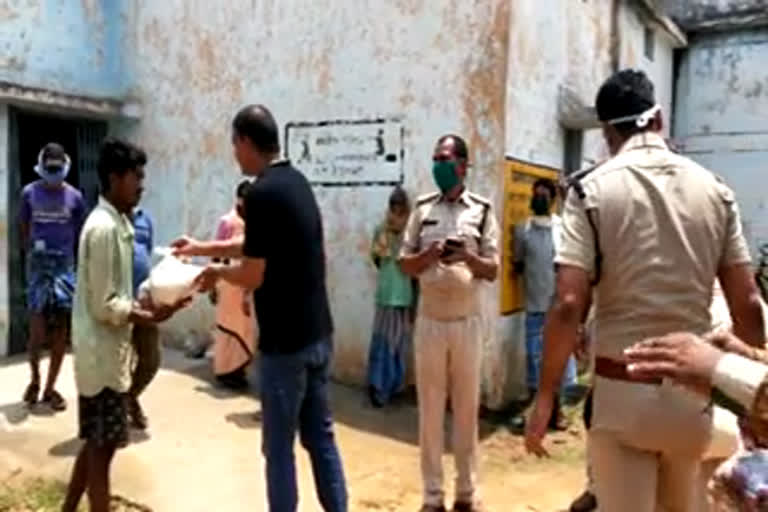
[0,402,30,425]
[49,431,150,458]
[194,384,250,400]
[49,437,82,457]
[225,410,262,429]
[0,401,57,426]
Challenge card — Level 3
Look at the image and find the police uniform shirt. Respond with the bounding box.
[400,189,499,320]
[556,131,751,441]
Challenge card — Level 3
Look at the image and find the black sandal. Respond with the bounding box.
[42,390,67,412]
[23,382,39,405]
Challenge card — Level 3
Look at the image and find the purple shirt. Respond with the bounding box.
[20,180,86,259]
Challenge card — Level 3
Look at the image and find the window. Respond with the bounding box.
[563,129,584,176]
[644,26,655,61]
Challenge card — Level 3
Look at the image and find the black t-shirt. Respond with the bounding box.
[242,161,333,354]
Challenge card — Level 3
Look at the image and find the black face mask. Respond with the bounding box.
[530,195,550,215]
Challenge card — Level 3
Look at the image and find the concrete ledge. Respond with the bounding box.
[635,0,688,47]
[664,0,768,32]
[558,84,601,130]
[0,81,141,120]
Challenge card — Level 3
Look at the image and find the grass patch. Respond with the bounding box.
[0,476,151,512]
[0,477,80,512]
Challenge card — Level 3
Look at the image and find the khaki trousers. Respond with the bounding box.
[589,430,703,512]
[414,314,482,507]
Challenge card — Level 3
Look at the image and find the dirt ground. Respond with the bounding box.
[329,387,587,512]
[0,350,587,512]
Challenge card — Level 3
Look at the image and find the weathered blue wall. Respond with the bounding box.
[674,28,768,254]
[0,0,130,98]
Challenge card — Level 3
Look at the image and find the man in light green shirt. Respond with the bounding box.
[62,138,187,512]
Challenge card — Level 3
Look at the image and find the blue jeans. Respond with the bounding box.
[525,312,577,396]
[259,338,348,512]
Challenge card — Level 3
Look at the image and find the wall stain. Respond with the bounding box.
[202,131,219,157]
[393,0,424,17]
[83,0,683,404]
[81,0,99,25]
[461,0,509,193]
[196,35,216,80]
[315,52,332,96]
[0,0,21,21]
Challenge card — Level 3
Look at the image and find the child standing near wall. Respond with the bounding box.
[367,187,416,407]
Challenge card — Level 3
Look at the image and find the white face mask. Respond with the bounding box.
[37,164,70,185]
[604,104,661,129]
[34,149,71,186]
[530,216,552,227]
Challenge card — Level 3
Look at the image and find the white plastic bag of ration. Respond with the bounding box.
[146,250,204,306]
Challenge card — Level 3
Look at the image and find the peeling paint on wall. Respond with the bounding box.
[111,0,517,392]
[0,0,129,98]
[0,0,685,408]
[674,28,768,255]
[111,0,681,405]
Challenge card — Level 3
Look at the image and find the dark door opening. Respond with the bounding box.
[7,107,107,355]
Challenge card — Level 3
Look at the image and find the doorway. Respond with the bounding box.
[6,107,107,355]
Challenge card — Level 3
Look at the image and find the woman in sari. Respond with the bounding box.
[210,180,256,390]
[367,187,415,407]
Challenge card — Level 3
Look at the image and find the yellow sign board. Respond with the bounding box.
[500,158,560,315]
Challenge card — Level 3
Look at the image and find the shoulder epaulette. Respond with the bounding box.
[569,161,604,184]
[567,160,606,200]
[565,161,605,287]
[416,192,440,206]
[467,192,492,207]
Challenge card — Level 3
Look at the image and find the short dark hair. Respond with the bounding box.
[533,178,557,198]
[236,179,251,199]
[436,134,469,161]
[388,186,409,209]
[595,69,656,137]
[41,142,66,163]
[97,137,147,192]
[232,104,280,154]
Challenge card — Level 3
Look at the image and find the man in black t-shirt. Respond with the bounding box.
[172,104,347,512]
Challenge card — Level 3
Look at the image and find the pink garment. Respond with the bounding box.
[212,210,256,376]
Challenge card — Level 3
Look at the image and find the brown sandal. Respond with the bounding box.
[42,390,67,412]
[23,382,39,405]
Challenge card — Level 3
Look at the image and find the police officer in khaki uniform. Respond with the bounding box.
[524,69,765,512]
[625,330,768,510]
[571,284,743,512]
[400,134,499,512]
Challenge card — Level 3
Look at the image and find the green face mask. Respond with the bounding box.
[432,161,460,193]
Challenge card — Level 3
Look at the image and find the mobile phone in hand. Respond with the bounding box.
[442,237,465,258]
